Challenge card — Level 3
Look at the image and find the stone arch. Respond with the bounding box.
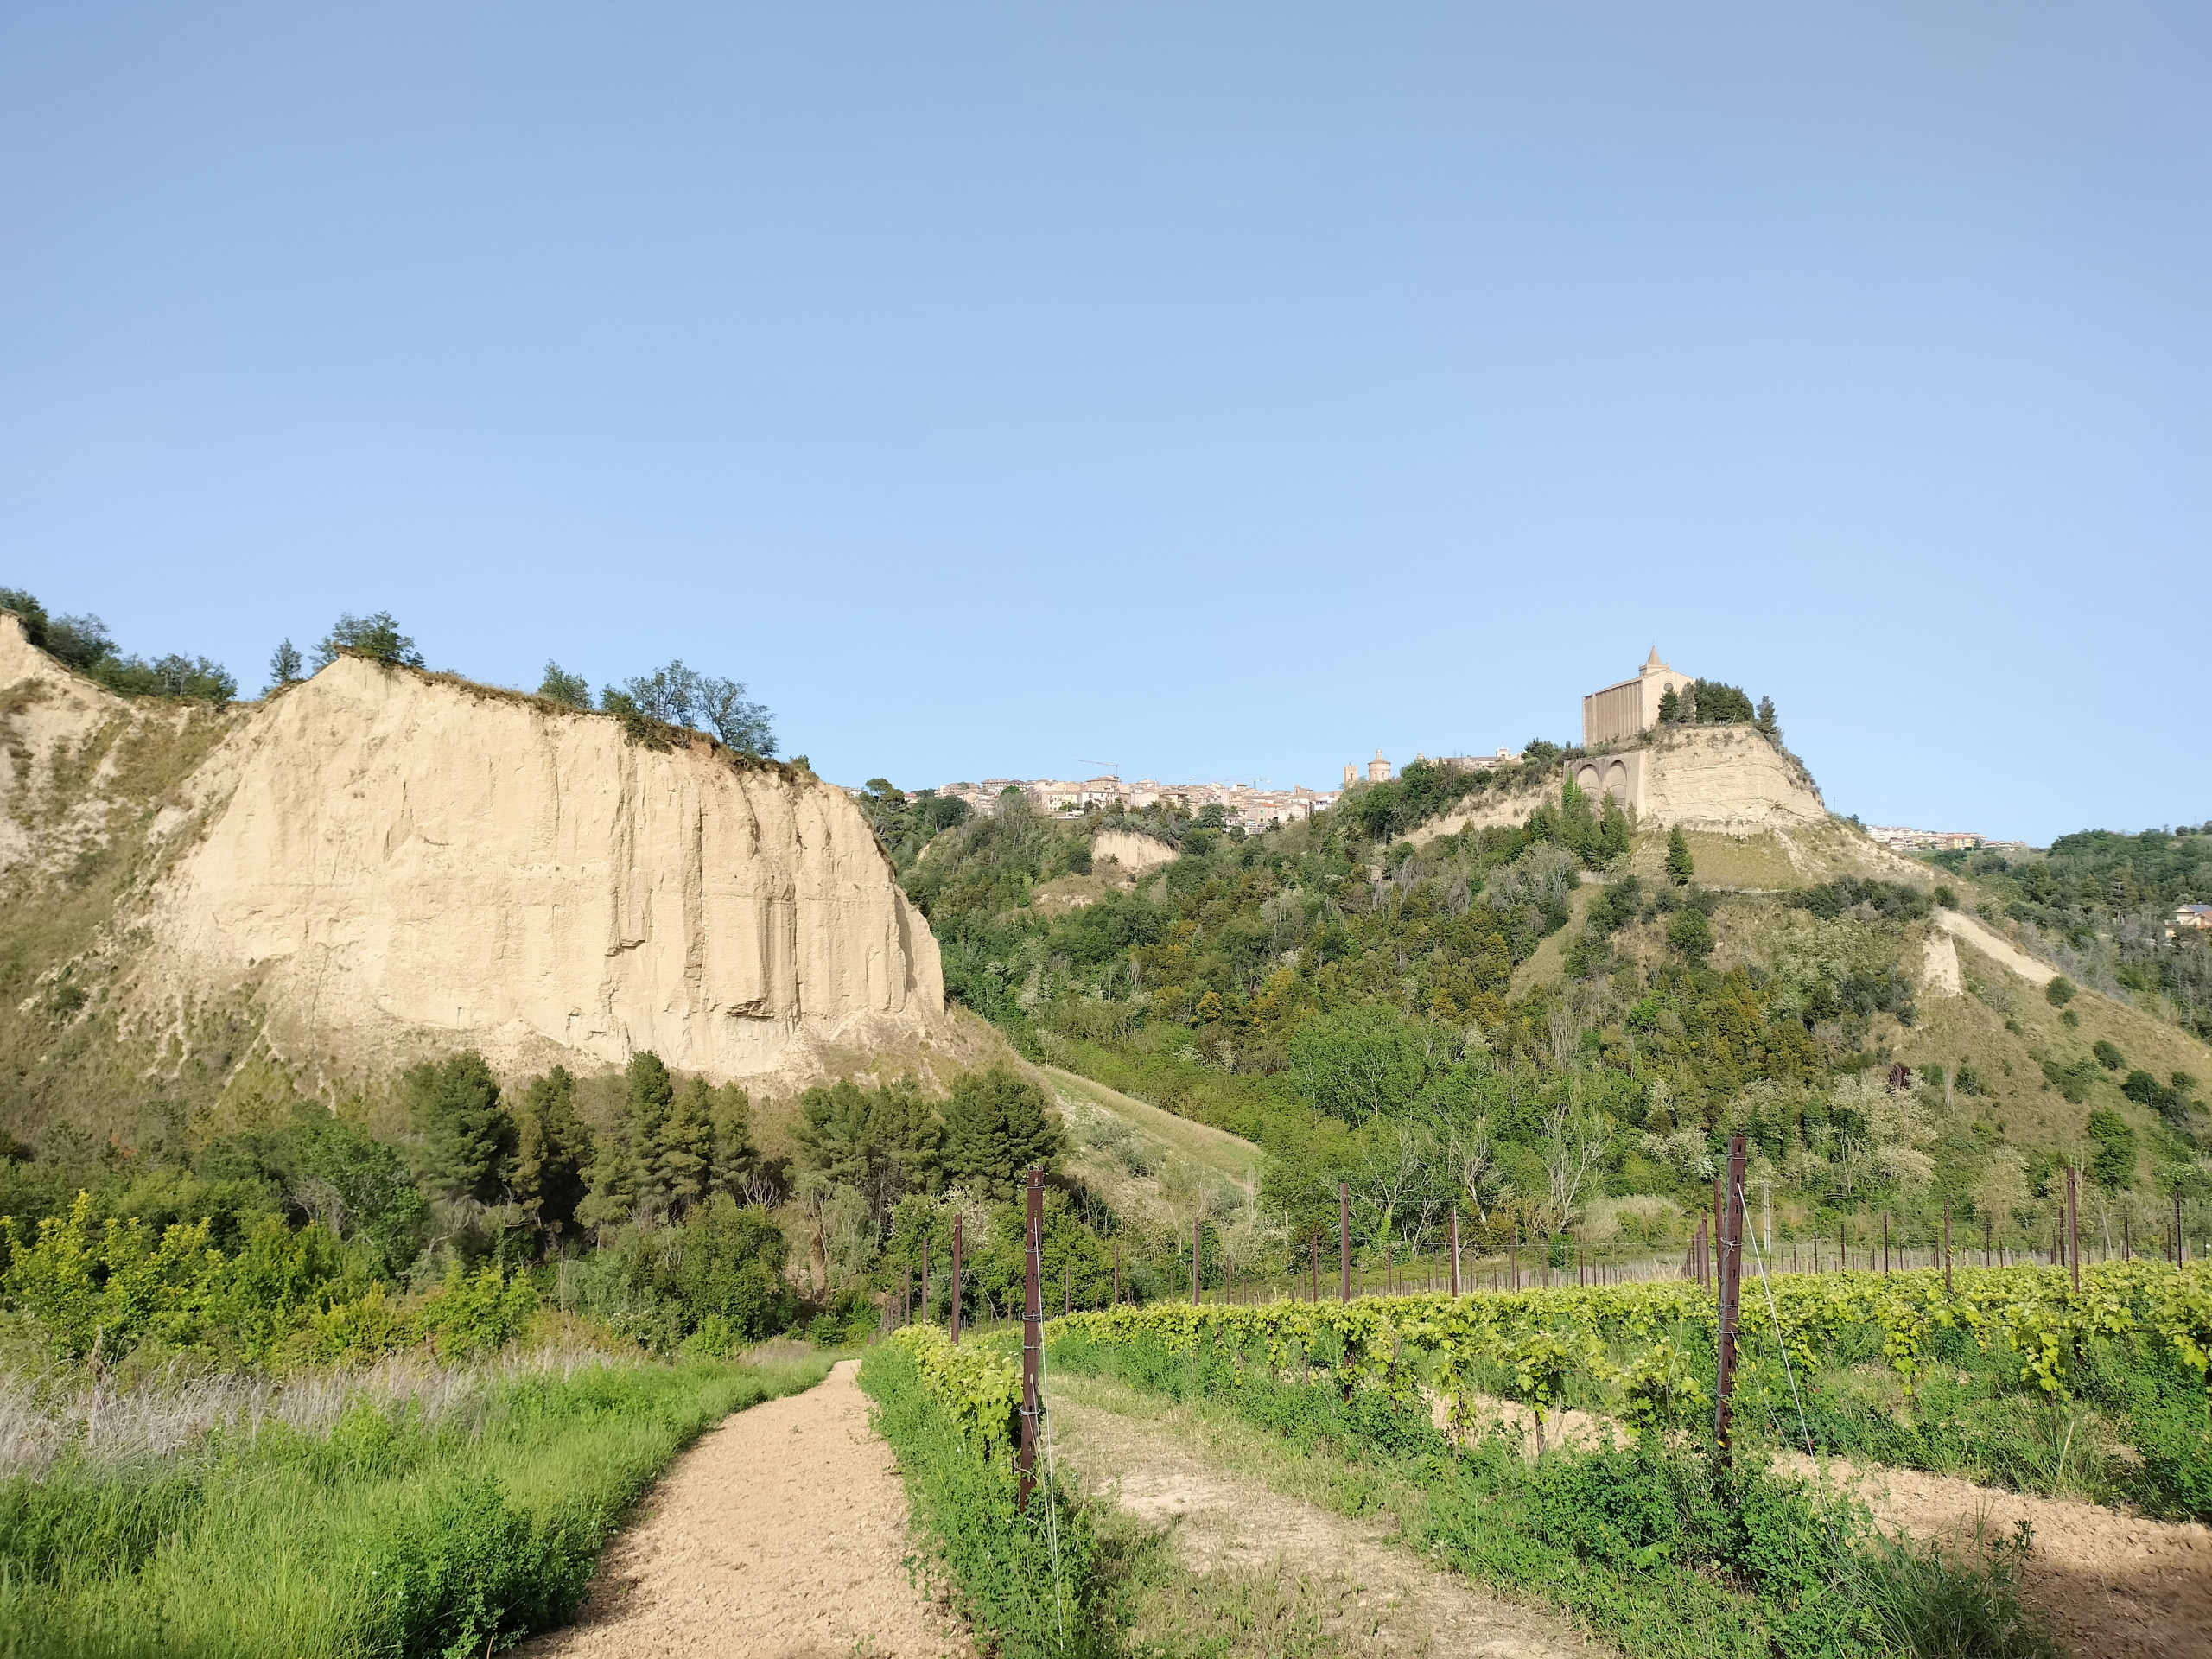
[1573,762,1602,796]
[1604,760,1630,805]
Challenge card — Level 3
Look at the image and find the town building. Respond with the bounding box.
[1443,747,1523,770]
[1582,649,1694,747]
[1864,826,1986,853]
[931,775,1338,833]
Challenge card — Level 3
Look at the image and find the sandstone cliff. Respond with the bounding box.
[1091,828,1179,874]
[0,613,955,1118]
[137,658,950,1086]
[1407,726,1827,846]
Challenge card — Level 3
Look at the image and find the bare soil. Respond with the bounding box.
[1414,1384,2212,1658]
[1052,1384,1594,1658]
[520,1359,969,1659]
[1774,1452,2212,1659]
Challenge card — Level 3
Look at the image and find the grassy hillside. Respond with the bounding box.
[877,772,2212,1274]
[0,689,248,1157]
[1920,825,2212,1040]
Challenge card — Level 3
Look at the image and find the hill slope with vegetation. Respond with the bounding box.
[863,760,2212,1285]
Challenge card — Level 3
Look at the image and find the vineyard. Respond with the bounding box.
[1052,1260,2212,1515]
[866,1259,2212,1657]
[1062,1260,2212,1408]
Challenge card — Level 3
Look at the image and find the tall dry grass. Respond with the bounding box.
[0,1344,832,1658]
[0,1340,626,1480]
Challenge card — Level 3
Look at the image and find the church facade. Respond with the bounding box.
[1582,649,1694,747]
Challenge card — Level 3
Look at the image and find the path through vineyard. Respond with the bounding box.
[1052,1375,1596,1657]
[519,1359,969,1659]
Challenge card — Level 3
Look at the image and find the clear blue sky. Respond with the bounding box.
[3,5,2205,844]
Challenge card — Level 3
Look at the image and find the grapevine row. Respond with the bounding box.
[1051,1260,2212,1416]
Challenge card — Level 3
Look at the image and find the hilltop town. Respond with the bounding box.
[916,648,1748,833]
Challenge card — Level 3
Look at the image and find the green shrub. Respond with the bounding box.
[860,1338,1098,1658]
[617,1192,795,1347]
[1665,906,1713,961]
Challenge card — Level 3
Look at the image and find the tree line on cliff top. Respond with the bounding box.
[1,588,779,756]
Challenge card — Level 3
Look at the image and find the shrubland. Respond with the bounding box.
[870,759,2212,1312]
[1925,826,2212,1040]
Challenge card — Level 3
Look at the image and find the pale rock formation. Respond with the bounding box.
[1919,930,1963,997]
[1633,728,1826,831]
[135,656,950,1086]
[1406,727,1827,848]
[1936,909,2057,988]
[0,612,168,880]
[1092,829,1179,876]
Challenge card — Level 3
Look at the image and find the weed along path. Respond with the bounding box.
[521,1358,969,1659]
[1773,1453,2212,1659]
[1052,1374,1595,1658]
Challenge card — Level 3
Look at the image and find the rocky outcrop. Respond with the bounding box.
[127,656,949,1086]
[1407,727,1827,846]
[1634,727,1825,830]
[0,612,188,881]
[1092,829,1179,875]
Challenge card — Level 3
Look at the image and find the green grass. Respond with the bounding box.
[0,1351,831,1658]
[859,1338,1102,1659]
[1042,1065,1261,1192]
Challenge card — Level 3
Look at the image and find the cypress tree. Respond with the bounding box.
[1666,825,1695,886]
[1656,684,1680,724]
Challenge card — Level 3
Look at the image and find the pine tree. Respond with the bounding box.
[940,1067,1062,1200]
[709,1084,758,1198]
[624,1052,676,1221]
[403,1051,511,1204]
[267,638,303,691]
[1666,825,1695,886]
[658,1077,715,1214]
[1755,696,1779,741]
[512,1065,588,1239]
[575,1128,634,1236]
[1656,684,1680,724]
[794,1078,942,1225]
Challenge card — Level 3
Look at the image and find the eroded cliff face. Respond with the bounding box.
[1635,726,1826,830]
[136,657,949,1086]
[1091,829,1179,874]
[1408,726,1827,846]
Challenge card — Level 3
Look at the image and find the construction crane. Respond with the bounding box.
[1078,759,1122,778]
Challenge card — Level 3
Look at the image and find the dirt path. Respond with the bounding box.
[1052,1384,1594,1658]
[1774,1453,2212,1659]
[521,1359,969,1659]
[1938,908,2058,986]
